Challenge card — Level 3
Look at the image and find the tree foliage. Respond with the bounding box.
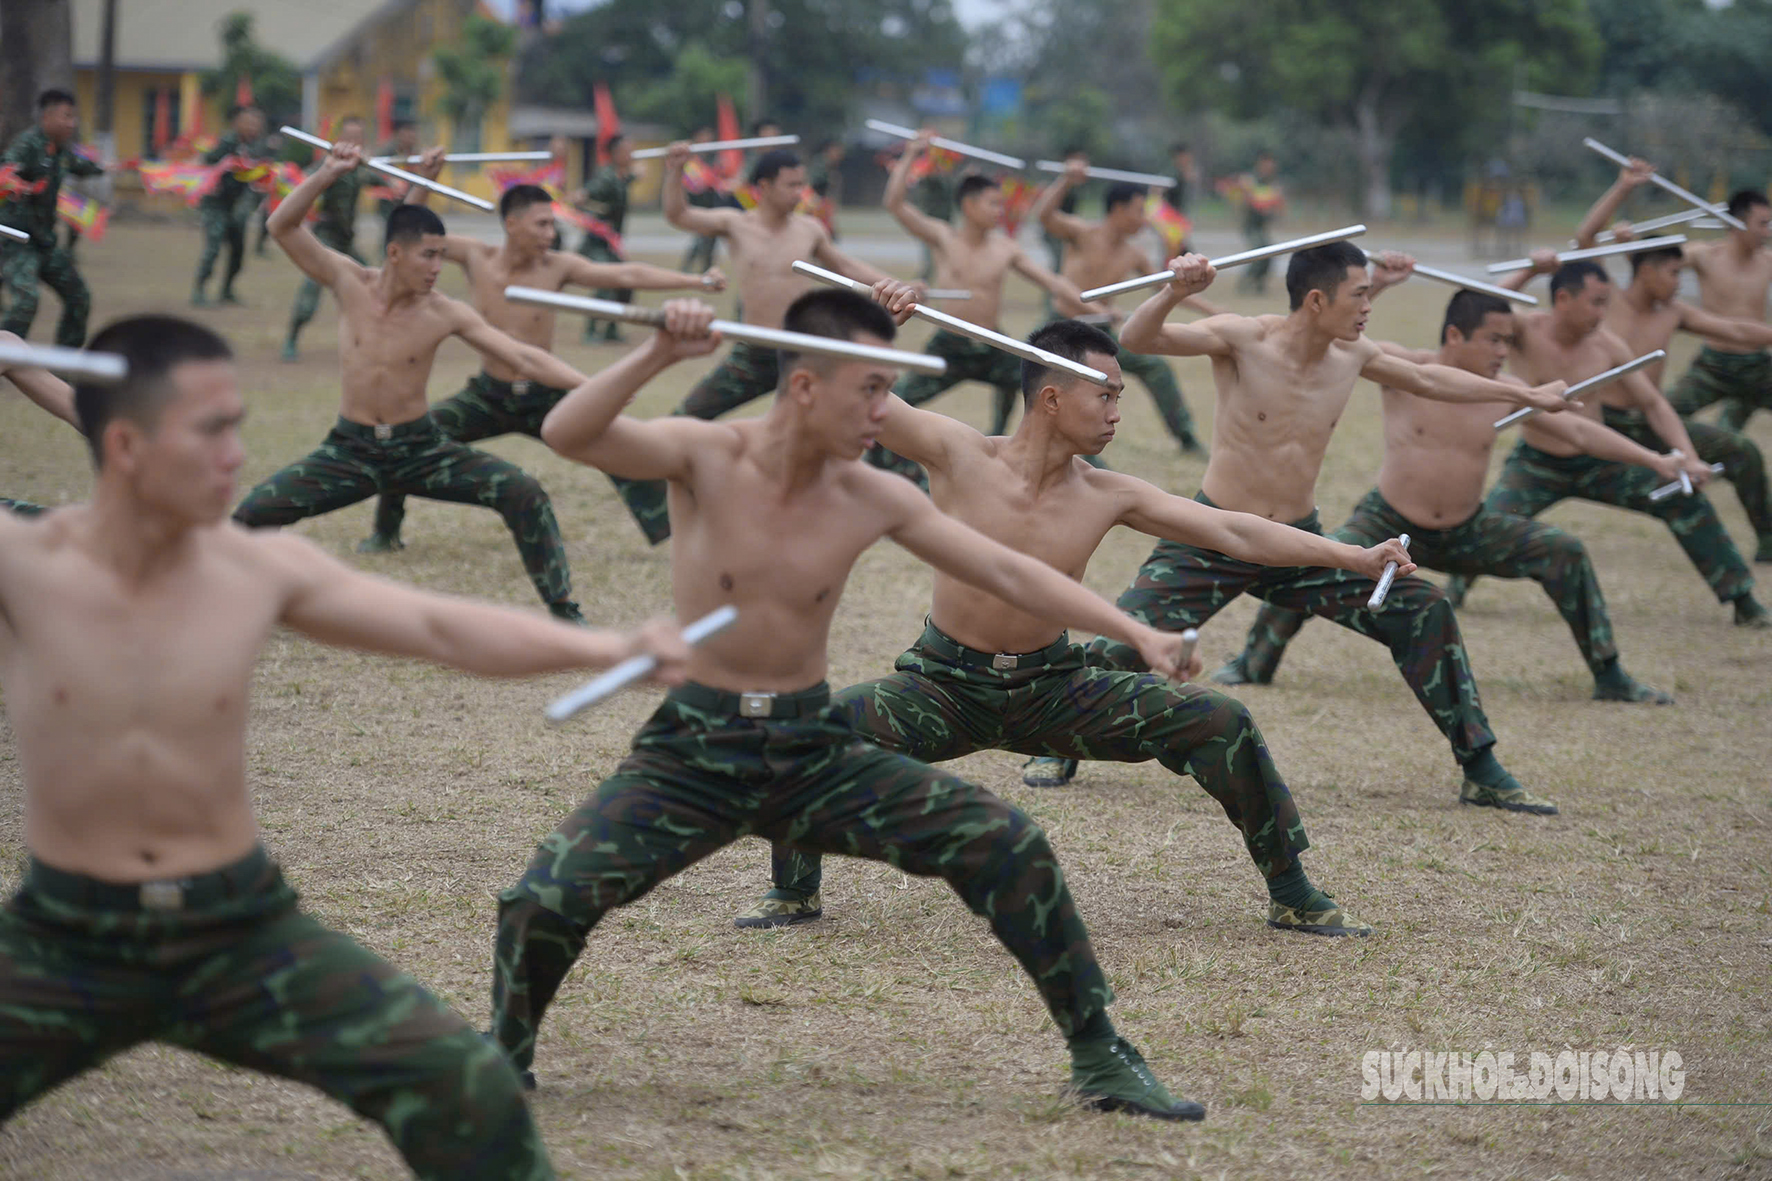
[200,12,302,126]
[433,15,517,130]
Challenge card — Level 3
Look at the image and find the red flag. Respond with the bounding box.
[715,95,742,181]
[593,82,620,166]
[234,76,254,108]
[152,90,171,154]
[376,80,395,143]
[318,114,333,142]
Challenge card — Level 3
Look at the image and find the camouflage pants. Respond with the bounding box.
[0,847,552,1180]
[0,238,90,348]
[1092,493,1497,763]
[1601,404,1772,549]
[765,621,1308,900]
[0,497,45,516]
[1239,220,1273,293]
[232,415,576,611]
[1445,441,1752,606]
[288,223,362,341]
[492,682,1114,1071]
[370,373,670,547]
[1230,487,1620,683]
[1668,346,1771,433]
[194,199,252,294]
[577,235,631,334]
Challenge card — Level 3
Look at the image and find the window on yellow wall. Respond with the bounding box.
[140,87,182,157]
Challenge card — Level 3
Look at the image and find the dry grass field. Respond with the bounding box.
[0,215,1768,1180]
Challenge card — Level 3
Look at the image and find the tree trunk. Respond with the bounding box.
[0,0,74,145]
[1352,84,1394,222]
[746,0,768,122]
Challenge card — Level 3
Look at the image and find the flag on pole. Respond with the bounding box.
[152,90,172,154]
[234,76,254,108]
[56,189,109,240]
[376,80,395,143]
[715,95,743,181]
[593,83,621,166]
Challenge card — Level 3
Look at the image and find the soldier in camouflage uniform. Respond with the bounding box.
[1444,260,1767,627]
[739,311,1404,937]
[282,115,370,361]
[1029,244,1573,812]
[191,105,270,306]
[0,314,696,1178]
[496,290,1208,1121]
[573,134,636,343]
[374,120,423,221]
[1,89,105,347]
[1216,285,1673,703]
[238,141,590,621]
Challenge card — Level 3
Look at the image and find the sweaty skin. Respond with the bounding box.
[1115,254,1571,522]
[662,142,898,330]
[883,131,1090,329]
[860,278,1411,653]
[540,302,1200,692]
[0,357,682,884]
[267,142,591,425]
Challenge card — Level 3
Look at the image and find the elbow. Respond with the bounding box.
[1119,322,1156,353]
[539,409,574,454]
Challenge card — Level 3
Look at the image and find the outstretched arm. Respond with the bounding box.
[1528,410,1680,479]
[1029,163,1090,243]
[882,482,1197,679]
[1677,302,1772,351]
[0,333,78,428]
[267,141,371,287]
[540,301,728,481]
[1007,246,1096,318]
[269,532,690,680]
[1116,478,1414,580]
[1117,255,1231,355]
[449,301,591,390]
[883,132,953,247]
[1363,346,1568,409]
[810,224,900,287]
[662,142,739,237]
[1574,157,1655,248]
[561,252,725,295]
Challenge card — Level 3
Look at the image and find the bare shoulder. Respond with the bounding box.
[1593,325,1635,362]
[1368,338,1434,365]
[838,456,928,517]
[1080,461,1152,506]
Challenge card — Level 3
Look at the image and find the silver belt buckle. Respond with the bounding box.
[511,379,531,396]
[373,423,394,441]
[739,691,777,718]
[139,880,184,910]
[991,653,1018,671]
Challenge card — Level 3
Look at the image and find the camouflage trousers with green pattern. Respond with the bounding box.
[1600,404,1772,553]
[0,497,45,516]
[369,372,670,546]
[765,621,1308,900]
[194,198,252,296]
[288,222,363,341]
[1228,487,1620,683]
[0,846,553,1180]
[492,681,1115,1071]
[1444,440,1753,606]
[1668,346,1772,434]
[1,237,90,347]
[232,415,577,612]
[1092,492,1497,764]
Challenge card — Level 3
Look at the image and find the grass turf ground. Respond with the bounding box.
[0,217,1768,1179]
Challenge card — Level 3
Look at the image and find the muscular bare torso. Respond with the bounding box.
[1200,317,1366,521]
[1060,227,1149,306]
[1511,312,1629,457]
[333,269,465,424]
[723,212,830,328]
[1375,356,1509,526]
[459,243,577,381]
[926,229,1021,329]
[0,512,290,881]
[1603,296,1683,387]
[1686,239,1772,354]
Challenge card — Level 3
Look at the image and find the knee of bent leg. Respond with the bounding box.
[489,470,550,516]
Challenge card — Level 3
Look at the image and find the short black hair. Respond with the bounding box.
[37,88,76,110]
[1549,260,1608,303]
[955,173,999,205]
[1105,182,1146,212]
[750,118,780,136]
[499,183,554,220]
[750,148,801,185]
[1170,142,1190,156]
[226,103,260,121]
[386,203,446,251]
[1286,241,1368,311]
[1727,189,1769,221]
[392,118,417,133]
[603,133,625,151]
[75,316,233,466]
[777,289,896,381]
[1440,290,1514,344]
[1628,243,1685,275]
[1021,319,1118,406]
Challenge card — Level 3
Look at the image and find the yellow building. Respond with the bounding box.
[66,0,524,202]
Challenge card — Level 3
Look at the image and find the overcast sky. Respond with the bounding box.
[488,0,1021,27]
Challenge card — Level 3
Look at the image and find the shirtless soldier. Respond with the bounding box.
[611,144,915,541]
[1669,189,1772,432]
[494,289,1206,1120]
[1031,161,1212,455]
[877,130,1096,438]
[358,179,725,552]
[1215,281,1674,703]
[0,313,694,1180]
[736,297,1412,934]
[233,141,595,621]
[0,329,80,515]
[1444,260,1768,628]
[1028,244,1573,812]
